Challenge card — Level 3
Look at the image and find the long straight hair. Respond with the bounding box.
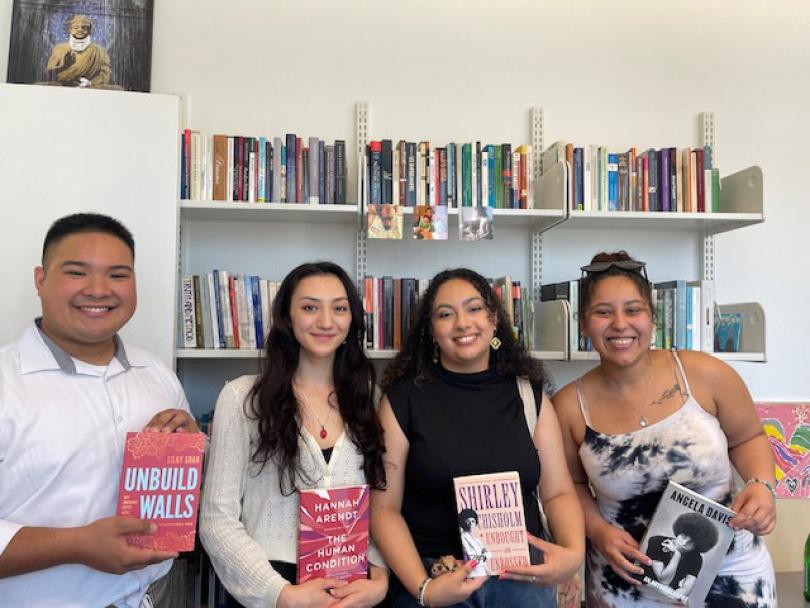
[247,262,385,494]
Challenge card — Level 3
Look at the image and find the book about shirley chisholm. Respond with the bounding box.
[298,484,370,584]
[115,431,206,552]
[453,471,530,577]
[635,480,735,606]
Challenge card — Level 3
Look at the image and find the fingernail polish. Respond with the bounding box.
[469,560,479,568]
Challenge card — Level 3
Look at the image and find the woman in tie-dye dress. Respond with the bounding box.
[553,251,777,607]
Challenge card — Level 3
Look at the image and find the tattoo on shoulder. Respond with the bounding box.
[652,383,682,405]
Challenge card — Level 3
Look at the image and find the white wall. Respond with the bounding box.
[1,0,807,570]
[0,84,180,366]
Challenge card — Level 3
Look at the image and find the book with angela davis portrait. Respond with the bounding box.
[634,480,735,606]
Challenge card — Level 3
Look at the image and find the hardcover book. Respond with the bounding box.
[453,471,530,577]
[635,480,735,606]
[116,431,206,552]
[298,484,370,584]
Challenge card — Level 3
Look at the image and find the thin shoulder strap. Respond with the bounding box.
[670,350,693,396]
[516,376,553,541]
[575,378,593,427]
[516,376,537,433]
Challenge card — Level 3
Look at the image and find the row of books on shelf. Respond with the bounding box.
[364,140,535,209]
[361,275,531,351]
[543,141,720,214]
[179,271,532,352]
[179,130,348,204]
[179,272,279,350]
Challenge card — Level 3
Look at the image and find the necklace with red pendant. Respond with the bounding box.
[295,384,334,439]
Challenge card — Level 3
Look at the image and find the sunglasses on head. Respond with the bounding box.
[580,260,647,278]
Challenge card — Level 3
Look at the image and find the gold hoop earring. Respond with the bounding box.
[490,336,502,351]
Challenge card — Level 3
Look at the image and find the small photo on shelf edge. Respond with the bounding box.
[459,206,494,241]
[6,0,154,92]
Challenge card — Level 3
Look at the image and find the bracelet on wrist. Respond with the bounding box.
[745,478,777,500]
[417,576,432,607]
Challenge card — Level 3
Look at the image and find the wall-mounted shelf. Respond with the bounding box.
[557,166,763,236]
[180,201,359,223]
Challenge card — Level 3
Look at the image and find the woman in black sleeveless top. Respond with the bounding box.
[370,268,584,607]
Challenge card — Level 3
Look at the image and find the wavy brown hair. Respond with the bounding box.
[382,268,549,392]
[247,262,385,495]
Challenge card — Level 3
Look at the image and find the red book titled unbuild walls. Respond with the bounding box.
[115,431,206,552]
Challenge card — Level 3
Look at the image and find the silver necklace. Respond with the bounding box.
[616,355,655,428]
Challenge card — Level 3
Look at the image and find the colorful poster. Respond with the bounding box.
[755,403,810,499]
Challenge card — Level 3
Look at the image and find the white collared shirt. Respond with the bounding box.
[0,322,190,608]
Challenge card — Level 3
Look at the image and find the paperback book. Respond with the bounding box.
[116,431,206,552]
[298,484,370,583]
[635,480,735,606]
[453,471,530,577]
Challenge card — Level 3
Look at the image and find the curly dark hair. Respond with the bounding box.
[458,508,480,531]
[578,250,654,323]
[382,268,548,392]
[672,512,719,553]
[247,262,385,495]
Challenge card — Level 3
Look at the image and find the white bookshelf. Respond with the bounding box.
[176,109,768,414]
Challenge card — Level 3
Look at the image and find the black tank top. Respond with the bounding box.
[387,364,542,559]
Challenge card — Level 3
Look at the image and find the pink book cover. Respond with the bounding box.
[453,471,530,576]
[298,484,370,583]
[115,431,206,552]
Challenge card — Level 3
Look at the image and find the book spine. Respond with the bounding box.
[257,137,266,202]
[272,137,282,202]
[192,275,204,347]
[574,147,584,210]
[647,149,659,212]
[461,144,472,207]
[296,137,304,203]
[406,142,417,206]
[285,134,296,204]
[658,149,669,212]
[309,136,320,204]
[380,139,393,205]
[181,276,196,348]
[318,140,325,204]
[607,153,618,211]
[369,142,382,205]
[334,140,346,204]
[694,148,705,212]
[325,145,335,205]
[207,272,222,349]
[212,135,228,201]
[501,143,512,209]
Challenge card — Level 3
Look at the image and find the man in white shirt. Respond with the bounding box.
[0,213,198,607]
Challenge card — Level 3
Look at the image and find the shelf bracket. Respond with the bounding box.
[531,230,544,300]
[531,106,544,295]
[355,102,370,282]
[699,112,716,281]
